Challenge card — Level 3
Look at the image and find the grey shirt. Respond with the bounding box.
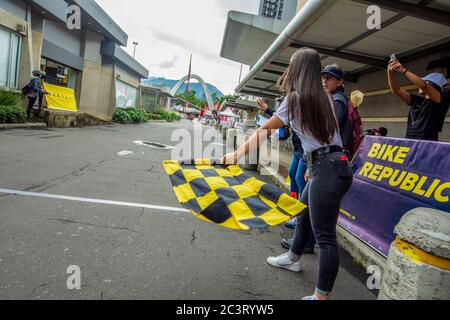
[274,96,343,153]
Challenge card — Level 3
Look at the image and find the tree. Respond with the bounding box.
[218,94,234,105]
[211,92,219,103]
[176,90,204,108]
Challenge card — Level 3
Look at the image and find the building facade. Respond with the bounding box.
[259,0,298,21]
[0,0,148,121]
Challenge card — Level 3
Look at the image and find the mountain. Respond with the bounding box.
[141,77,224,100]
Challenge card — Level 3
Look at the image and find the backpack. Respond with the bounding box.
[21,81,33,96]
[278,126,291,141]
[334,92,362,157]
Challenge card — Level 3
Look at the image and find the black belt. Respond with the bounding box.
[304,145,344,164]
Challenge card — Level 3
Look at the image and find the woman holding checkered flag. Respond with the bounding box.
[223,48,353,301]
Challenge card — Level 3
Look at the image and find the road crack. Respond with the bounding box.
[243,291,272,297]
[30,283,51,297]
[47,218,141,234]
[24,157,114,192]
[191,230,196,244]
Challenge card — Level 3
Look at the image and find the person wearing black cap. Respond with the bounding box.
[388,59,449,141]
[322,64,348,133]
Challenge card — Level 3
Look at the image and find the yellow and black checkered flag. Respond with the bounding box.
[163,159,307,230]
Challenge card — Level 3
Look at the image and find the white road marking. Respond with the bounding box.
[0,188,190,214]
[117,150,134,156]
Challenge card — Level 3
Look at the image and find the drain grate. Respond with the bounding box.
[134,141,174,150]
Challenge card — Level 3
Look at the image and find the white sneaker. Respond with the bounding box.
[267,253,301,272]
[302,295,320,300]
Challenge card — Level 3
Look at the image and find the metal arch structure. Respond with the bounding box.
[170,74,215,110]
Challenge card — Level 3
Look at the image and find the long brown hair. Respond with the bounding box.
[278,48,338,145]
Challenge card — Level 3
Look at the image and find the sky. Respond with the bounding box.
[95,0,261,95]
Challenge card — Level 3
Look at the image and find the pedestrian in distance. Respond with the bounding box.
[23,70,48,121]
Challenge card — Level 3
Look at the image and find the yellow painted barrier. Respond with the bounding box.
[395,237,450,271]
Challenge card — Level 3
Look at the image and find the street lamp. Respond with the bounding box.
[132,41,139,58]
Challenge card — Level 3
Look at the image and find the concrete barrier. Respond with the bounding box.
[379,208,450,300]
[0,123,47,130]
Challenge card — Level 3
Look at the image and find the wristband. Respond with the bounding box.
[403,69,409,75]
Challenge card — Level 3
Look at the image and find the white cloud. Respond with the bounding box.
[95,0,259,94]
[151,54,179,69]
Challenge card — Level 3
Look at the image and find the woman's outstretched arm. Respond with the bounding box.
[222,115,285,165]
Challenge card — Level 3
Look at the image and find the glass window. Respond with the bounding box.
[261,0,279,19]
[0,27,21,88]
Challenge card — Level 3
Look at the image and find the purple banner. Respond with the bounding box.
[339,136,450,257]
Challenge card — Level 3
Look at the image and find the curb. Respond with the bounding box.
[258,163,387,274]
[0,123,47,130]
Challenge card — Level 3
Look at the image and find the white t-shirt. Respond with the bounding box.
[274,95,343,153]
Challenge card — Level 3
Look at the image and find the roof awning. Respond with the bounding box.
[29,0,68,22]
[66,0,128,46]
[101,42,149,78]
[229,0,450,98]
[219,108,239,118]
[220,11,289,66]
[140,85,173,97]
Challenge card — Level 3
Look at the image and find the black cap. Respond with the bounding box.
[322,65,344,80]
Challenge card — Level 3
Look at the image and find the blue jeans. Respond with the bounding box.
[288,151,316,249]
[289,151,307,196]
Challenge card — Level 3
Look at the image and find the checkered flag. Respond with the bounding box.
[163,159,307,230]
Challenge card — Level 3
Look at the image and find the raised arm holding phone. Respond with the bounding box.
[387,56,449,141]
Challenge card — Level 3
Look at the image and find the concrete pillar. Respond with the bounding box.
[238,110,259,170]
[379,208,450,300]
[226,129,237,149]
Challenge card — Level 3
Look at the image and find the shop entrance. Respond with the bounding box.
[40,57,77,89]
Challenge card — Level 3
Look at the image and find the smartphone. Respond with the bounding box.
[390,53,397,63]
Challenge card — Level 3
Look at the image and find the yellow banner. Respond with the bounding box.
[44,83,78,112]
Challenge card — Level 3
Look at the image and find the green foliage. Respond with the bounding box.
[154,108,182,122]
[113,109,132,124]
[0,89,22,106]
[125,108,149,123]
[147,113,162,121]
[176,90,207,108]
[0,105,27,124]
[113,108,149,124]
[211,92,219,103]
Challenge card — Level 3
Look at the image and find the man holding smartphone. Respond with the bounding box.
[388,56,449,141]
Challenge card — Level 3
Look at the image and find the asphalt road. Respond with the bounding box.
[0,121,376,300]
